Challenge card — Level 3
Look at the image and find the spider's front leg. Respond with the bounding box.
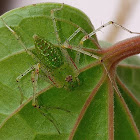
[80,20,140,44]
[51,3,64,45]
[16,64,40,104]
[30,63,40,107]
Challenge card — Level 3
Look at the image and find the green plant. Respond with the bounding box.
[0,3,140,140]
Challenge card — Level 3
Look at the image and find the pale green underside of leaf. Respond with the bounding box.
[0,3,140,140]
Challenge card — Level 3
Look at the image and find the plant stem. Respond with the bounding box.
[102,35,140,67]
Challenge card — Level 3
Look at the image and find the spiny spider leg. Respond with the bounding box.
[51,3,64,45]
[64,27,82,66]
[51,4,69,55]
[31,63,40,107]
[63,44,101,60]
[102,63,122,97]
[80,21,140,44]
[63,26,101,65]
[1,18,35,58]
[16,64,40,104]
[60,26,101,60]
[66,28,81,43]
[64,27,86,66]
[36,106,61,134]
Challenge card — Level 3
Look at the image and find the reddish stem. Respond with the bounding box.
[102,35,140,66]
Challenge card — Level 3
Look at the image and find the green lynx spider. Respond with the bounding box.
[2,3,140,134]
[1,4,100,107]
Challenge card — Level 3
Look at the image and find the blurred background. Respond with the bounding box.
[0,0,140,45]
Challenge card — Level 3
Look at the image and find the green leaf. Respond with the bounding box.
[0,3,140,140]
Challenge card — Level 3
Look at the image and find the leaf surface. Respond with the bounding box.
[0,3,140,140]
